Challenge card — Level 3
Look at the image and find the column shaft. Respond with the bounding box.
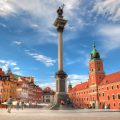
[58,31,63,71]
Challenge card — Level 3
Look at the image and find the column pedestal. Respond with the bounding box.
[54,70,69,104]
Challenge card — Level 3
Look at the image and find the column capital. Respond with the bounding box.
[54,18,67,32]
[55,70,68,79]
[57,27,64,32]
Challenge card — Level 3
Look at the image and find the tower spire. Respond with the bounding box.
[69,79,71,85]
[90,40,100,60]
[68,79,72,89]
[93,40,96,48]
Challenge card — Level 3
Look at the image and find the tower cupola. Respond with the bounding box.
[90,41,100,60]
[68,80,72,89]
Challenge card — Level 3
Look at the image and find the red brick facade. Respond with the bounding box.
[68,42,120,109]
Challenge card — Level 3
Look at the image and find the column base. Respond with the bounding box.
[54,92,69,104]
[49,92,74,110]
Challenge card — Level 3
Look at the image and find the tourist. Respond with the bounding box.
[21,101,24,110]
[7,96,13,113]
[16,100,20,110]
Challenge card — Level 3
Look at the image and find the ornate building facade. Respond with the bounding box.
[42,87,55,103]
[0,68,17,103]
[68,42,120,109]
[0,68,42,108]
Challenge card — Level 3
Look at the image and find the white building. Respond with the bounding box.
[42,87,55,103]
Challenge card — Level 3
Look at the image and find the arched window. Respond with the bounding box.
[112,95,115,100]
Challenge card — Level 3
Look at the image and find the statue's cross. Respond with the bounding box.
[62,4,65,10]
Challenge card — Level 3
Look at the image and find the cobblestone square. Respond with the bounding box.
[0,109,120,120]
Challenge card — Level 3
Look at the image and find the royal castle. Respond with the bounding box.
[68,41,120,109]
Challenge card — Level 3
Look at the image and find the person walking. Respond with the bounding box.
[21,101,24,110]
[16,100,20,110]
[7,96,13,113]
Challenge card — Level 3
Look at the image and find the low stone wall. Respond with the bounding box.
[0,104,7,108]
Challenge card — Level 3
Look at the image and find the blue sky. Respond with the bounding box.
[0,0,120,90]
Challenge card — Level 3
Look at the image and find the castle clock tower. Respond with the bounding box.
[89,41,105,86]
[89,41,105,108]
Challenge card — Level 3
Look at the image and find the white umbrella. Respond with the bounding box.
[37,103,49,106]
[1,101,17,105]
[1,102,7,105]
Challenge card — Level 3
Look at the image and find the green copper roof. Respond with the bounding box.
[91,47,97,55]
[13,74,24,78]
[90,40,100,60]
[68,80,72,89]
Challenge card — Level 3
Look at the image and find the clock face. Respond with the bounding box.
[90,63,94,68]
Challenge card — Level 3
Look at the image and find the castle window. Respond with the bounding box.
[118,94,120,99]
[112,95,115,100]
[112,86,114,89]
[117,85,119,89]
[108,95,110,100]
[102,93,104,96]
[107,87,109,90]
[106,80,108,84]
[98,68,100,71]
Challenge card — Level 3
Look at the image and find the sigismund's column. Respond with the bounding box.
[54,6,68,104]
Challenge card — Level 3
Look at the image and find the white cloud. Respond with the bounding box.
[0,60,17,66]
[68,74,88,87]
[13,71,22,75]
[38,74,88,91]
[0,0,16,17]
[10,62,17,66]
[38,82,56,91]
[0,23,7,28]
[98,25,120,52]
[93,0,120,21]
[0,0,83,45]
[26,51,56,67]
[13,67,20,70]
[0,0,81,24]
[0,59,18,72]
[13,41,22,45]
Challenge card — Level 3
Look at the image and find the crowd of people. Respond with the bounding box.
[7,96,27,113]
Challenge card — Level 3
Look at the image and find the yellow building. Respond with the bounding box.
[0,68,17,104]
[6,69,17,101]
